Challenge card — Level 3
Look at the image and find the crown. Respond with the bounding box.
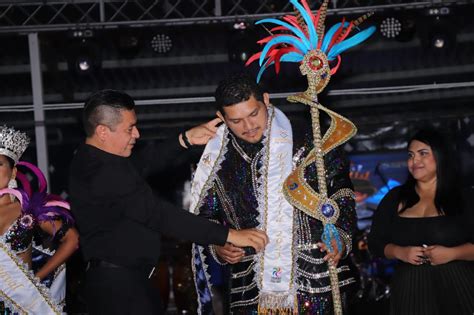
[0,126,30,164]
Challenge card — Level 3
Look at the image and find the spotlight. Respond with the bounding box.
[433,37,445,49]
[228,23,257,64]
[233,21,248,30]
[67,38,102,75]
[71,29,95,39]
[428,25,455,50]
[151,33,173,54]
[77,58,91,71]
[380,17,402,39]
[420,7,456,50]
[379,15,416,42]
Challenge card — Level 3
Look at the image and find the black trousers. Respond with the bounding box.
[85,265,163,315]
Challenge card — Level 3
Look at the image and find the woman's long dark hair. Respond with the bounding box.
[398,128,462,216]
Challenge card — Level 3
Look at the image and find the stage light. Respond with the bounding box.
[228,23,257,64]
[77,58,91,71]
[72,29,94,38]
[428,27,454,50]
[151,33,172,54]
[429,17,455,50]
[380,17,402,39]
[233,21,247,30]
[433,37,445,49]
[379,15,416,42]
[420,7,456,50]
[67,37,102,75]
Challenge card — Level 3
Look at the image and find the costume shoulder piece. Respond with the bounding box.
[247,1,375,314]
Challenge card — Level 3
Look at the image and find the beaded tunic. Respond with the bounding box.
[196,113,357,314]
[1,212,36,254]
[0,190,73,314]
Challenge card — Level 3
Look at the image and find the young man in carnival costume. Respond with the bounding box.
[0,126,79,314]
[190,0,375,314]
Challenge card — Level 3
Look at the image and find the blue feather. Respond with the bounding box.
[290,0,318,48]
[328,26,376,60]
[256,59,274,83]
[256,18,311,51]
[321,22,350,53]
[322,223,343,253]
[259,35,308,66]
[280,51,304,62]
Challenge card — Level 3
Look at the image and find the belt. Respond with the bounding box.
[87,259,156,279]
[87,259,122,269]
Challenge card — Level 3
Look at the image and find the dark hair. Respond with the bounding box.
[214,72,264,114]
[399,127,461,216]
[82,89,135,137]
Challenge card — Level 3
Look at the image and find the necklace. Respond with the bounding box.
[230,133,253,163]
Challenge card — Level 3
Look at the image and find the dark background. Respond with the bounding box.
[1,0,473,313]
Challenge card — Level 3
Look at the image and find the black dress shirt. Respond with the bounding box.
[68,136,228,270]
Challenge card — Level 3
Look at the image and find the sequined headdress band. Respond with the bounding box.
[0,126,30,164]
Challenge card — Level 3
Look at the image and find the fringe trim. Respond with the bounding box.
[258,291,298,314]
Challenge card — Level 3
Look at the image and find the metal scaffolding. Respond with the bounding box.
[0,0,468,33]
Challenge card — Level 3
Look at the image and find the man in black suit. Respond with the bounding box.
[69,89,268,314]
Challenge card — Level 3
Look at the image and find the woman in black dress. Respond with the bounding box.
[368,128,474,315]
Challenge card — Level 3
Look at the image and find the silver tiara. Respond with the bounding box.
[0,126,30,164]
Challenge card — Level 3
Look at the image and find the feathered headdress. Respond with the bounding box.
[246,0,375,96]
[246,2,376,314]
[0,162,73,232]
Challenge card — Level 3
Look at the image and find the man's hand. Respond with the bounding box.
[227,228,269,252]
[183,117,222,147]
[215,243,245,264]
[317,239,345,266]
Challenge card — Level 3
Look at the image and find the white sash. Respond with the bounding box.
[255,107,296,312]
[190,106,296,312]
[0,241,63,314]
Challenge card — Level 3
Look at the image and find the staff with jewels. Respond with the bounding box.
[247,0,376,313]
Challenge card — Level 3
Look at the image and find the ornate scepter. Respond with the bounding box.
[246,1,375,313]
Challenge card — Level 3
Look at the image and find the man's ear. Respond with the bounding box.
[96,125,109,142]
[263,93,270,107]
[216,110,225,123]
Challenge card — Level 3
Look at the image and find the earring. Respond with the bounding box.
[8,179,17,189]
[8,179,17,202]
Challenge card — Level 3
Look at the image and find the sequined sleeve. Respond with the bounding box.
[196,184,228,264]
[325,147,357,257]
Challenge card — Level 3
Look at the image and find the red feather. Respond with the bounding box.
[258,36,274,45]
[330,55,342,75]
[273,47,299,74]
[245,52,262,66]
[326,18,347,52]
[270,26,290,33]
[283,15,305,32]
[337,22,355,43]
[301,0,317,26]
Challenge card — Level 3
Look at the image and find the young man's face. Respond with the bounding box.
[103,109,140,157]
[219,93,269,144]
